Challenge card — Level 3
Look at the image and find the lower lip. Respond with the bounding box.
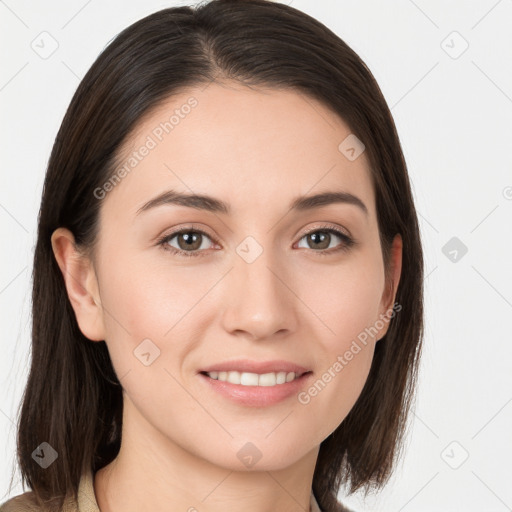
[198,372,313,407]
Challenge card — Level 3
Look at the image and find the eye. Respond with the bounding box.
[295,225,355,255]
[157,224,356,258]
[157,227,217,258]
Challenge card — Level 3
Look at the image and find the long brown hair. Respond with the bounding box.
[6,1,424,510]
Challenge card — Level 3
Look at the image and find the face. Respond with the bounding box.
[62,82,401,472]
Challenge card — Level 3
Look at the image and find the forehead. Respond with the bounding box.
[105,82,376,221]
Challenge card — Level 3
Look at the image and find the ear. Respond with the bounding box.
[51,227,105,342]
[376,233,403,341]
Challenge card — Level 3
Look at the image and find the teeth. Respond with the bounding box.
[206,371,300,386]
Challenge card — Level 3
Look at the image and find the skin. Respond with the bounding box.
[52,81,402,512]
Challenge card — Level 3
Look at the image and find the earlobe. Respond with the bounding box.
[377,233,403,341]
[50,227,105,342]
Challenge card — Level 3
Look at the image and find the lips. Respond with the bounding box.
[199,369,314,407]
[199,359,310,376]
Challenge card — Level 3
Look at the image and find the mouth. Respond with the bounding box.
[198,369,314,407]
[199,370,311,387]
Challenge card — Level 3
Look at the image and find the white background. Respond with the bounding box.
[1,1,511,510]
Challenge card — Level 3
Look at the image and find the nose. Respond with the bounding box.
[220,245,298,341]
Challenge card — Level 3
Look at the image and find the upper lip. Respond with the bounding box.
[200,359,311,376]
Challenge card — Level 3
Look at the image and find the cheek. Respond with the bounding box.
[97,247,212,336]
[297,342,375,445]
[291,251,384,437]
[94,246,221,385]
[92,254,205,423]
[319,254,383,375]
[299,247,385,348]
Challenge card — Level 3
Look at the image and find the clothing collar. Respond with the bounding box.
[77,469,323,512]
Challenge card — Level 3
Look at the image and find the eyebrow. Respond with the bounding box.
[135,189,368,217]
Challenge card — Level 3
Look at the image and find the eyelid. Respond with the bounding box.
[157,223,217,241]
[157,221,356,257]
[157,223,219,246]
[159,221,352,242]
[296,221,352,240]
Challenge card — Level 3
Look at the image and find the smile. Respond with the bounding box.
[203,370,304,386]
[199,370,313,407]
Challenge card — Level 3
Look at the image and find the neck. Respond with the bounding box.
[94,396,318,512]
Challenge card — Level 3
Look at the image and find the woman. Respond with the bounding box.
[1,0,424,511]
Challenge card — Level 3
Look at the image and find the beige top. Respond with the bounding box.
[1,469,324,511]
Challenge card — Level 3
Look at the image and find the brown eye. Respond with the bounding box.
[159,229,216,257]
[174,231,204,251]
[305,231,331,250]
[296,227,355,254]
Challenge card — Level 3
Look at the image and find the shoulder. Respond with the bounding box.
[0,491,78,512]
[0,470,95,512]
[312,490,357,512]
[0,490,40,511]
[330,500,357,512]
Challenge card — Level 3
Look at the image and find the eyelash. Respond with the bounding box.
[156,224,356,258]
